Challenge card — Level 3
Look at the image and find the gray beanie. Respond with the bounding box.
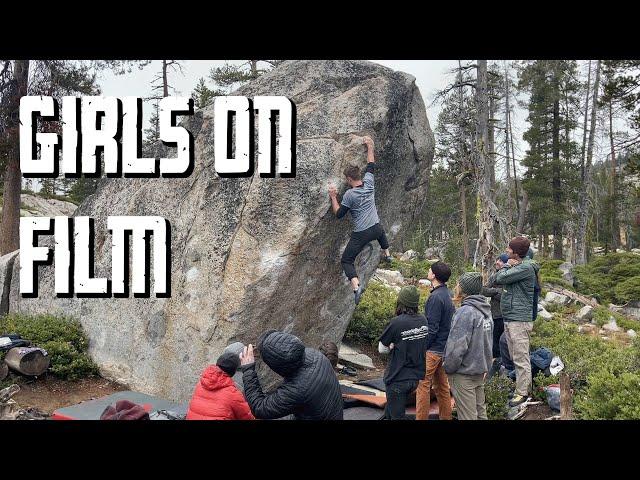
[224,341,245,357]
[458,272,483,296]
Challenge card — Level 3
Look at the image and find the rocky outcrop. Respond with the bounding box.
[17,194,77,217]
[7,60,434,401]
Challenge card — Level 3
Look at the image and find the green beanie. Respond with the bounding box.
[458,272,483,296]
[398,285,420,309]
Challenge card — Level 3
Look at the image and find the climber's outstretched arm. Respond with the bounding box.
[363,136,375,163]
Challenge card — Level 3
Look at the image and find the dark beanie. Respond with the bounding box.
[398,285,420,309]
[458,272,483,296]
[216,351,241,377]
[509,236,530,258]
[499,253,509,263]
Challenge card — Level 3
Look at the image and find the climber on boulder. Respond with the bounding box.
[329,135,392,305]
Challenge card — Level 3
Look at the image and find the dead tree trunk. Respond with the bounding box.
[609,99,620,250]
[576,60,601,265]
[1,60,29,255]
[162,60,169,97]
[560,372,573,420]
[474,60,506,281]
[457,61,470,262]
[580,61,592,182]
[516,190,528,235]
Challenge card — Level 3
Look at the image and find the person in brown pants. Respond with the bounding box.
[415,262,455,420]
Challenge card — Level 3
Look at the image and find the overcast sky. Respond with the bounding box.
[94,60,606,181]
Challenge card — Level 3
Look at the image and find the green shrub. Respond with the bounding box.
[532,371,559,401]
[574,253,640,304]
[388,258,434,280]
[0,314,99,380]
[530,316,640,418]
[345,282,398,345]
[614,276,640,304]
[484,375,512,420]
[539,259,567,287]
[574,371,640,419]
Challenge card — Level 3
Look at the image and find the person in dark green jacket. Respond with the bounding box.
[494,236,540,407]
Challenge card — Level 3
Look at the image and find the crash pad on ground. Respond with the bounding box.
[356,377,386,392]
[340,384,376,396]
[51,391,188,420]
[343,406,386,420]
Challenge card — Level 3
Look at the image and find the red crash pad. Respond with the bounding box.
[51,391,187,420]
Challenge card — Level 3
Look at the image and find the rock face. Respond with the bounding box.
[18,194,77,217]
[7,60,434,401]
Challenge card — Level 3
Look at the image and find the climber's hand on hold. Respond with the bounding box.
[328,185,338,198]
[362,136,375,163]
[241,344,255,366]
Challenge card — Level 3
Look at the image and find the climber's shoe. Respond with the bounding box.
[508,394,529,408]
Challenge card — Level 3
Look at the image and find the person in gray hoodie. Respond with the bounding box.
[443,272,493,420]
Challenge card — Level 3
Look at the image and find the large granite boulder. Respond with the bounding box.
[7,60,434,401]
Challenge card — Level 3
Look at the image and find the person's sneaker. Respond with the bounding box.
[508,394,529,408]
[354,286,364,305]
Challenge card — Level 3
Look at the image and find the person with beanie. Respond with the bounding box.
[378,285,429,419]
[415,261,454,421]
[482,254,509,379]
[186,351,255,420]
[443,272,493,420]
[223,341,246,391]
[240,330,343,420]
[494,236,540,407]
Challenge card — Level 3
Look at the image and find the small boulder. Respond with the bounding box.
[538,308,553,320]
[338,344,375,370]
[545,292,570,306]
[602,318,621,333]
[578,324,596,334]
[558,262,574,284]
[374,269,405,286]
[575,305,594,322]
[400,250,418,262]
[418,279,431,287]
[424,247,441,259]
[628,329,637,338]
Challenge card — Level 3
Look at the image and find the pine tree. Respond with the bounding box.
[192,77,219,109]
[517,60,581,259]
[209,60,281,93]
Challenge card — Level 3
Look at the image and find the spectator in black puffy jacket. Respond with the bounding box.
[239,330,343,420]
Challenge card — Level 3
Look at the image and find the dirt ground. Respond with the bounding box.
[519,403,557,420]
[8,374,126,416]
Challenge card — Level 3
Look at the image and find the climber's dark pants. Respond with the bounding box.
[341,223,389,281]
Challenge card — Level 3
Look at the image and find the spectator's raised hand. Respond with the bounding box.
[240,344,255,366]
[507,258,520,267]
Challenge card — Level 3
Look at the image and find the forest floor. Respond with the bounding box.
[7,374,125,416]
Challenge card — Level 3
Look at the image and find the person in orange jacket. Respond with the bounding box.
[186,351,255,420]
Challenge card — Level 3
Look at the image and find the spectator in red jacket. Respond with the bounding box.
[186,351,255,420]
